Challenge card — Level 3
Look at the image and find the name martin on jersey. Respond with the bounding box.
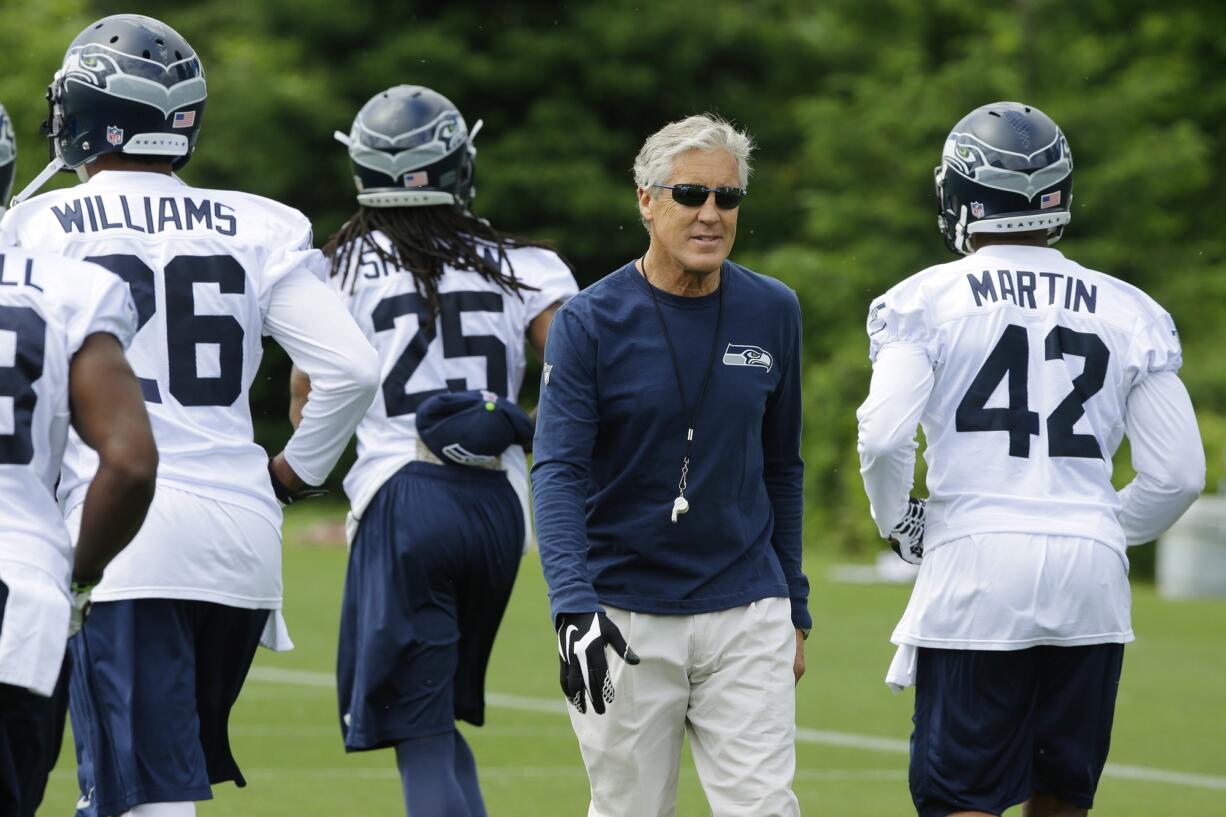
[47,194,238,237]
[966,268,1097,314]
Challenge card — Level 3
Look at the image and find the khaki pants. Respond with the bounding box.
[568,596,800,817]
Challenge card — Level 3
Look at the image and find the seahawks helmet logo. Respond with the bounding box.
[941,125,1072,201]
[722,343,773,372]
[350,110,468,181]
[60,44,206,117]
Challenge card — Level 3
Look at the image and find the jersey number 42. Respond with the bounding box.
[956,323,1109,460]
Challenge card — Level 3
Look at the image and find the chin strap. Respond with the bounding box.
[10,157,65,207]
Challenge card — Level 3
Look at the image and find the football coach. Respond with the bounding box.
[532,114,810,816]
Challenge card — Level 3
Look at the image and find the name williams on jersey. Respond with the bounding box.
[48,194,238,237]
[966,268,1097,314]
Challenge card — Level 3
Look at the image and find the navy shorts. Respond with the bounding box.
[910,643,1125,817]
[0,579,69,817]
[338,461,524,751]
[68,599,269,816]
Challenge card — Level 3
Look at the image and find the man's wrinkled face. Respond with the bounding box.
[638,148,740,276]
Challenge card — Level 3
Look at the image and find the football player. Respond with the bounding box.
[857,101,1205,817]
[2,15,379,817]
[289,85,577,816]
[0,103,157,817]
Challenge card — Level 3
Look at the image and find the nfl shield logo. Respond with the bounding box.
[106,126,124,146]
[970,201,985,218]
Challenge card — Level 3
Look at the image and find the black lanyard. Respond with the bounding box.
[641,256,725,522]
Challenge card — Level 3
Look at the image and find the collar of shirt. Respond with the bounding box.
[85,170,187,190]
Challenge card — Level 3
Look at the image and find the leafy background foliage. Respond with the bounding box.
[2,0,1222,561]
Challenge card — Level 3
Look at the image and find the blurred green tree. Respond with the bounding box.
[1,0,1220,559]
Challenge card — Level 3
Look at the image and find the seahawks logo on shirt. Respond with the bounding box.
[722,343,773,372]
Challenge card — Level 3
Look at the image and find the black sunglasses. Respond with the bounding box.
[653,183,747,209]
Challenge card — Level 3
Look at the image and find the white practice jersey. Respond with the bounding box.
[2,171,377,607]
[0,248,135,694]
[0,248,135,579]
[332,231,578,545]
[866,244,1181,555]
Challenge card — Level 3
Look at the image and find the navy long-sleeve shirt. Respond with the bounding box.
[532,260,811,630]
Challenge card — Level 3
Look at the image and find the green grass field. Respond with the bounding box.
[41,504,1226,816]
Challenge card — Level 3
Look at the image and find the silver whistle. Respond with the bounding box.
[671,495,690,523]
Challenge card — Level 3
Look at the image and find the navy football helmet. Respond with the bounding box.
[335,85,480,208]
[0,104,15,213]
[935,102,1073,255]
[12,14,206,205]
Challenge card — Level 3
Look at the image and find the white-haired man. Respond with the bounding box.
[533,114,809,817]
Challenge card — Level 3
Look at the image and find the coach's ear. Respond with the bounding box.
[637,186,655,228]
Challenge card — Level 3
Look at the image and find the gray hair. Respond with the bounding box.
[633,114,755,194]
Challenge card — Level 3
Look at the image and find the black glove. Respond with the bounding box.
[889,497,926,565]
[556,611,640,715]
[268,460,329,506]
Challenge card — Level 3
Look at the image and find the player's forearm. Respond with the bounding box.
[1118,371,1205,544]
[857,344,933,536]
[267,273,380,485]
[282,354,377,485]
[68,332,157,581]
[74,453,157,582]
[1118,474,1202,545]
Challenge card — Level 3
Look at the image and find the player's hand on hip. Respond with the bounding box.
[888,497,926,565]
[267,454,329,506]
[67,576,99,638]
[556,611,640,715]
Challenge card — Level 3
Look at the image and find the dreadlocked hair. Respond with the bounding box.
[324,205,569,326]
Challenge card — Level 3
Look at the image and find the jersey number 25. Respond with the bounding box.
[373,290,507,417]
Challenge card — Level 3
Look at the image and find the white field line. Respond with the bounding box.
[246,666,1226,791]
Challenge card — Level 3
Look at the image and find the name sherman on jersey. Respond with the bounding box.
[47,192,238,237]
[332,230,578,546]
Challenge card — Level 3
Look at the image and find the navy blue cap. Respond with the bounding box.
[416,390,533,467]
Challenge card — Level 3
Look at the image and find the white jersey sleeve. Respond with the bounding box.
[866,278,942,365]
[1124,306,1182,384]
[265,266,378,485]
[515,245,580,319]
